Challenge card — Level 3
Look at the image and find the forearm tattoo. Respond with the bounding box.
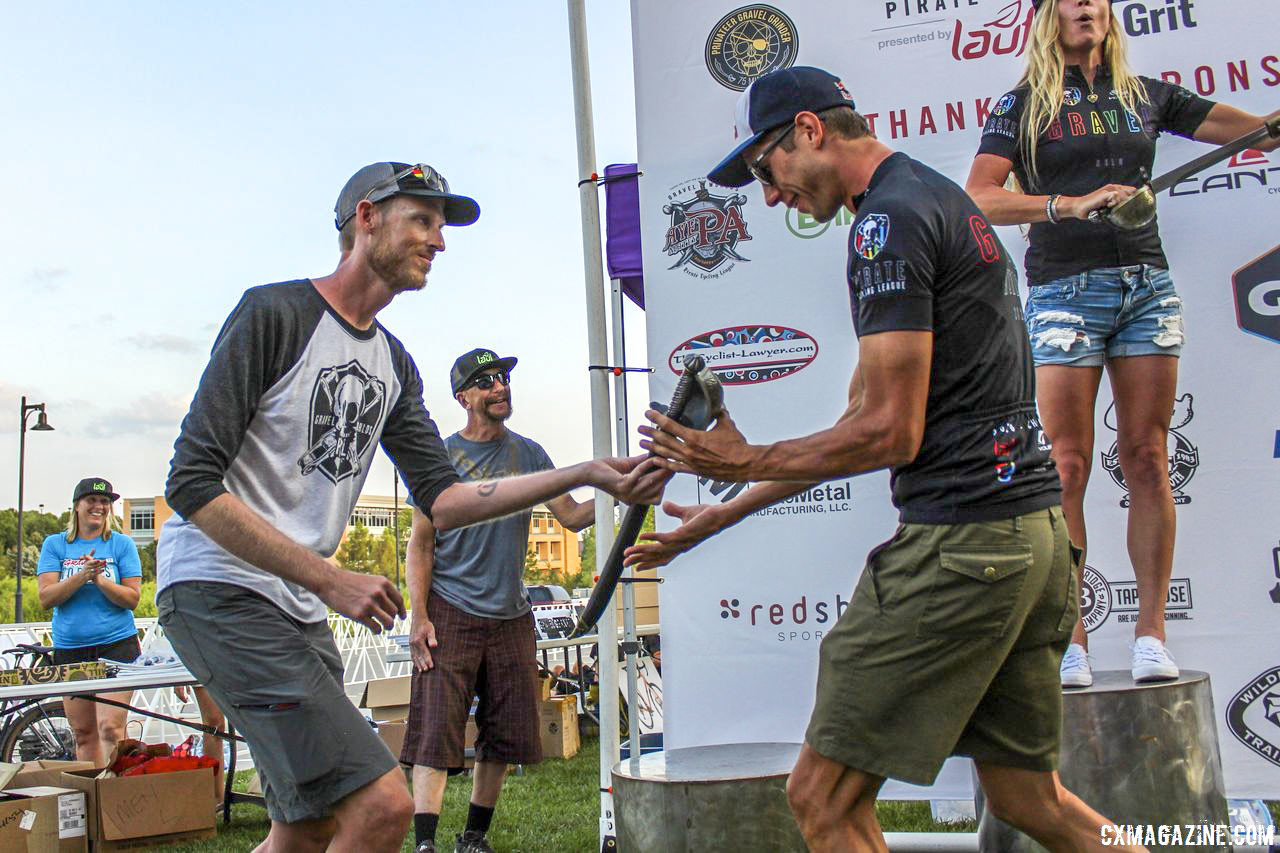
[476,482,497,497]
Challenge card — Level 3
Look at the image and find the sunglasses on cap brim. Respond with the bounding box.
[465,371,511,391]
[366,163,449,201]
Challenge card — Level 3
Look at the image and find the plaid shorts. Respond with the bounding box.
[401,592,541,768]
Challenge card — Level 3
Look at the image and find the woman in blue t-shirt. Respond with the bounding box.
[37,477,142,765]
[965,0,1277,691]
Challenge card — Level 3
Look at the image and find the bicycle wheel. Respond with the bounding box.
[0,700,77,762]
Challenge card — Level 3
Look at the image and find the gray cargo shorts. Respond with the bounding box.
[158,581,397,823]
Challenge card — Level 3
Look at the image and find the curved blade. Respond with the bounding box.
[570,355,709,638]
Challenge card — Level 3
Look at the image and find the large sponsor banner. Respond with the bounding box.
[631,0,1280,799]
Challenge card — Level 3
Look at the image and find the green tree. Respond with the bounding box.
[335,521,379,574]
[0,508,66,575]
[578,506,652,587]
[137,541,158,581]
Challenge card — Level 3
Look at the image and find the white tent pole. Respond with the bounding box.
[565,0,621,847]
[611,275,643,776]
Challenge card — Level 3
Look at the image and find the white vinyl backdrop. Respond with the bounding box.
[630,0,1280,798]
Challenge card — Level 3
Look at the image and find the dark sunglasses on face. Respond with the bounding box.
[747,124,795,186]
[467,371,510,390]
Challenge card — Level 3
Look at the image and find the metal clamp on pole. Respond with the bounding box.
[577,169,644,188]
[587,364,653,375]
[616,576,663,584]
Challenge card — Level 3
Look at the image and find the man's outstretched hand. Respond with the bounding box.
[623,501,728,571]
[638,407,756,482]
[596,454,673,506]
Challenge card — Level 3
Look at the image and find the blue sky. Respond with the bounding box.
[1,1,648,512]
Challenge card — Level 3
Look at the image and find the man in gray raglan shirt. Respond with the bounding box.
[400,347,601,853]
[155,162,666,853]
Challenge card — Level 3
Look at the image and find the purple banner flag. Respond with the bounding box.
[603,163,644,309]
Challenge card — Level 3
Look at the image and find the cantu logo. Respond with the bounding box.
[704,5,798,91]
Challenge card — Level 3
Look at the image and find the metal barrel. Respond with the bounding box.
[979,670,1230,853]
[612,743,807,852]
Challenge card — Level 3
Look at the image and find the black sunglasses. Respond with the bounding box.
[466,371,511,390]
[747,124,795,186]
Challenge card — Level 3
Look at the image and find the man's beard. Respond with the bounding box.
[482,399,513,422]
[369,236,428,293]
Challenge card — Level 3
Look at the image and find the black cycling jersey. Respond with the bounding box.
[978,66,1214,285]
[846,152,1060,524]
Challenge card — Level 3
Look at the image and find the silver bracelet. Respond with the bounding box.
[1046,194,1061,224]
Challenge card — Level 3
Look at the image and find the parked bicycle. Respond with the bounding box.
[0,643,77,762]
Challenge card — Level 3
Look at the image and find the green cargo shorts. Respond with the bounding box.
[805,506,1077,786]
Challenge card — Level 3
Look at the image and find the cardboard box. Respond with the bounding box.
[0,786,87,852]
[60,767,216,850]
[0,763,94,793]
[538,695,579,760]
[614,567,661,627]
[375,720,407,759]
[538,673,553,702]
[359,675,411,722]
[0,663,108,689]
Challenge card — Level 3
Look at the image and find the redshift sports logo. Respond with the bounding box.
[718,592,853,642]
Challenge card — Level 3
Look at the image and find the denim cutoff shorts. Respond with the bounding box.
[1025,265,1184,367]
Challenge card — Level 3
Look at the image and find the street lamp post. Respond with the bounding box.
[15,397,54,622]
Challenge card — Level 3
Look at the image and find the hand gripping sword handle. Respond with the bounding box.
[569,355,707,638]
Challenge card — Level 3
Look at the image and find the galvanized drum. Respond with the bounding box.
[979,670,1230,853]
[612,742,806,852]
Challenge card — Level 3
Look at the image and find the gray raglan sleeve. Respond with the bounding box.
[165,284,312,519]
[380,338,460,520]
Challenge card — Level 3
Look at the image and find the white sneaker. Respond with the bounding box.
[1060,643,1093,688]
[1131,636,1179,683]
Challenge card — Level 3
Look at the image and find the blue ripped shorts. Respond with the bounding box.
[1024,265,1184,367]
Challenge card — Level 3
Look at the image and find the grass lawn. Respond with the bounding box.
[164,734,978,852]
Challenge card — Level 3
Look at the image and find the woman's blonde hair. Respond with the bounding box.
[1017,0,1149,187]
[65,497,115,542]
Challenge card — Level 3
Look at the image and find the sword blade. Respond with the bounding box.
[1151,116,1280,195]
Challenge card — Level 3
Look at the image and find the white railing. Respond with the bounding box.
[1,615,409,769]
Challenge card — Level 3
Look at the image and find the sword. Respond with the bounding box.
[569,354,723,639]
[1090,114,1279,230]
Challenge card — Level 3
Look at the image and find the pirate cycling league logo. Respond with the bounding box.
[1101,392,1198,506]
[663,179,751,280]
[854,214,890,261]
[704,4,798,91]
[298,359,387,485]
[1227,666,1280,769]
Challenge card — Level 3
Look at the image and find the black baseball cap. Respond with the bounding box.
[708,66,857,188]
[73,477,118,503]
[450,348,518,395]
[334,162,480,230]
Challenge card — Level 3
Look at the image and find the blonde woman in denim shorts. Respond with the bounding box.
[966,0,1280,686]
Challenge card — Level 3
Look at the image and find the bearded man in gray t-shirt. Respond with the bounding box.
[401,348,598,853]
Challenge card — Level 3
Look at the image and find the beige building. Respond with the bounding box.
[120,496,175,546]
